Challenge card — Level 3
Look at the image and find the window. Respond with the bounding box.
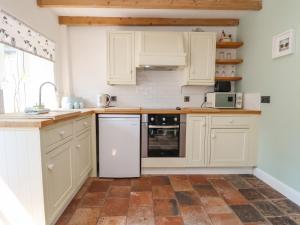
[0,43,57,113]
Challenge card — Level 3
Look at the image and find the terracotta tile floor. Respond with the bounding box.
[56,175,300,225]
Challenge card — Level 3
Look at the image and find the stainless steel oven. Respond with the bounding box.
[141,114,186,158]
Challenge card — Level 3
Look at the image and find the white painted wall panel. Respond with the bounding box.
[0,128,45,225]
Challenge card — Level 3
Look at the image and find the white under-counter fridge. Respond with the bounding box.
[98,114,141,178]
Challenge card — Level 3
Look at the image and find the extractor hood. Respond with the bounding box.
[136,31,187,68]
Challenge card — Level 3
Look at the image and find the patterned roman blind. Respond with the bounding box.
[0,10,55,61]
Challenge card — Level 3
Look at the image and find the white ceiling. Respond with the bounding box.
[51,8,252,19]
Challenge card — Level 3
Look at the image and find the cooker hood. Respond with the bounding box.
[136,31,187,68]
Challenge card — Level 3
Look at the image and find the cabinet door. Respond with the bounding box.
[107,31,135,85]
[45,141,73,220]
[209,129,250,167]
[186,32,216,85]
[186,116,207,166]
[74,130,92,185]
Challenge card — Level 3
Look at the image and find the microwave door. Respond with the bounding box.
[216,94,236,108]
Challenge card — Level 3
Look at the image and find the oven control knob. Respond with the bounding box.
[162,117,166,121]
[174,117,178,122]
[150,117,155,121]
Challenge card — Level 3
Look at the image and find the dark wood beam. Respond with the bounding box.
[38,0,262,10]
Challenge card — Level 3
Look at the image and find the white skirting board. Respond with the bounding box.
[254,168,300,206]
[142,167,254,175]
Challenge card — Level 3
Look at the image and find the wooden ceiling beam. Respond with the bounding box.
[38,0,262,10]
[58,16,240,26]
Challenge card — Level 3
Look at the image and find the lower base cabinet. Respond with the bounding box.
[209,128,250,167]
[186,115,207,167]
[42,116,92,225]
[74,130,92,186]
[0,116,92,225]
[45,141,73,222]
[185,114,258,168]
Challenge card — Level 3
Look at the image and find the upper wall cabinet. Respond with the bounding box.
[107,31,216,86]
[135,31,187,67]
[185,32,216,86]
[107,31,136,85]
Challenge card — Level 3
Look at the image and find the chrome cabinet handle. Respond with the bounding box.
[76,144,81,149]
[83,122,88,127]
[211,134,216,139]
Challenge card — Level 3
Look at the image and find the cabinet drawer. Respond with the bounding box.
[75,116,91,134]
[44,122,73,147]
[211,116,251,128]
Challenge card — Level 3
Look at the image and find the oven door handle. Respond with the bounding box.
[148,125,180,129]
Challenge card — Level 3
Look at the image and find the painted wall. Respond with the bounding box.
[0,0,63,93]
[237,0,300,192]
[68,26,237,107]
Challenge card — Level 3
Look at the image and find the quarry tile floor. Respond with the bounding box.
[56,175,300,225]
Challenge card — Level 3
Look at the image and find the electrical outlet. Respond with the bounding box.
[184,96,190,102]
[111,96,117,102]
[261,96,271,103]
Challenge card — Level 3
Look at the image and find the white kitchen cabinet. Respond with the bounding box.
[107,31,136,85]
[43,115,92,224]
[208,115,257,167]
[209,128,251,167]
[44,141,73,222]
[185,115,207,166]
[0,115,93,225]
[185,32,216,85]
[107,31,216,85]
[73,130,92,186]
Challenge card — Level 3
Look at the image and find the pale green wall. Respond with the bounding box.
[237,0,300,192]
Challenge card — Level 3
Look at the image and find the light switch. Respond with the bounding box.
[261,96,271,103]
[184,96,190,102]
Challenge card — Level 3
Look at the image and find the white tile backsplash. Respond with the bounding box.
[105,70,214,108]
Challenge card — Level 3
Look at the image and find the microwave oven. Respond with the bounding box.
[206,92,243,109]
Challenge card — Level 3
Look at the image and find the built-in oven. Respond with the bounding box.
[141,114,186,158]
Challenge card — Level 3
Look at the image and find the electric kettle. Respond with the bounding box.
[97,94,111,108]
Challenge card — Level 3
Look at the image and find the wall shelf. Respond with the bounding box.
[217,42,244,49]
[215,76,242,81]
[216,59,243,65]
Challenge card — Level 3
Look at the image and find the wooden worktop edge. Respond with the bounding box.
[0,108,261,128]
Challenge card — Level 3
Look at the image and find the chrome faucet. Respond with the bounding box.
[38,82,57,108]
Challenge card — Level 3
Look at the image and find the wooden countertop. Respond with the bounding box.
[93,107,261,115]
[0,107,260,128]
[0,109,94,128]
